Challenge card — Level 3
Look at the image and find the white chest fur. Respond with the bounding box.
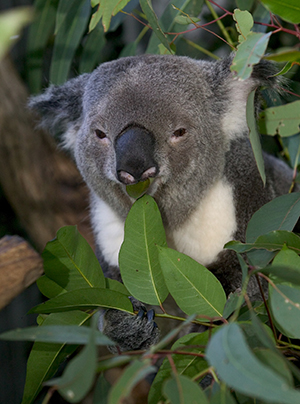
[91,179,237,268]
[170,180,237,266]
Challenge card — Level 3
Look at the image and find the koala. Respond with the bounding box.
[29,53,296,351]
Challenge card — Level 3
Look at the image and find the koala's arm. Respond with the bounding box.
[95,245,160,352]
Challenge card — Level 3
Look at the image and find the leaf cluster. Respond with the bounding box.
[1,190,300,403]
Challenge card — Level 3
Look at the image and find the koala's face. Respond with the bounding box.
[73,56,227,212]
[29,54,264,225]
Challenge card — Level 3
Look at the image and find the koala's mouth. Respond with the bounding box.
[126,178,155,199]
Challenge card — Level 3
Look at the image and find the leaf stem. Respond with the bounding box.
[205,0,234,46]
[255,274,277,341]
[183,38,220,59]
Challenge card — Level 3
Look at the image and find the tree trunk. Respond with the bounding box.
[0,57,93,251]
[0,236,43,309]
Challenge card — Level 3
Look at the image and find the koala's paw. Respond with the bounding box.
[98,299,160,353]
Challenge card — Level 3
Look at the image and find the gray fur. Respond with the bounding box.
[29,54,294,351]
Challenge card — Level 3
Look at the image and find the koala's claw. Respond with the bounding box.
[99,300,160,352]
[146,309,155,322]
[137,308,146,319]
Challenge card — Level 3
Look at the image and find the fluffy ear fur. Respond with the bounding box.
[216,56,280,140]
[28,74,89,151]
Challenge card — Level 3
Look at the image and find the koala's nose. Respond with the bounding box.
[115,126,158,185]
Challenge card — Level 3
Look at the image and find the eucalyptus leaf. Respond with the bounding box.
[260,0,300,24]
[163,374,209,404]
[41,226,105,297]
[139,0,171,52]
[148,332,211,404]
[90,0,131,32]
[0,325,114,346]
[108,360,156,404]
[79,21,106,73]
[264,49,300,63]
[246,193,300,242]
[233,9,253,43]
[94,374,110,404]
[50,0,90,84]
[247,90,266,184]
[254,348,294,387]
[225,230,300,254]
[231,32,271,80]
[55,0,86,34]
[146,0,204,54]
[206,323,300,403]
[0,7,32,60]
[258,100,300,138]
[210,388,237,404]
[26,0,56,93]
[158,247,226,318]
[46,314,99,402]
[119,195,168,306]
[21,311,91,404]
[29,288,133,314]
[269,283,300,338]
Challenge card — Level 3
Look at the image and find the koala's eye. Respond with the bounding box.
[173,128,186,138]
[95,129,106,139]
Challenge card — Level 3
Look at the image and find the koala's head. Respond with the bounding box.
[29,54,277,225]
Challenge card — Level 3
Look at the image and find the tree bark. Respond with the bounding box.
[0,57,93,251]
[0,236,43,309]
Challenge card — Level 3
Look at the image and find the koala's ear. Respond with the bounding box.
[218,55,280,140]
[28,73,89,152]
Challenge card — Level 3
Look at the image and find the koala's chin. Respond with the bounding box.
[29,53,297,352]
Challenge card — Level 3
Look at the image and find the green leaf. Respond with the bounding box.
[158,247,226,318]
[55,0,86,34]
[29,288,133,314]
[37,274,66,299]
[260,0,300,24]
[231,32,271,80]
[258,100,300,138]
[206,323,300,403]
[108,360,156,404]
[139,0,172,53]
[0,325,114,346]
[146,0,204,54]
[119,195,168,306]
[93,374,110,404]
[264,49,300,63]
[41,226,105,297]
[26,0,56,93]
[126,178,152,199]
[223,291,243,319]
[254,348,294,387]
[246,193,300,243]
[225,230,300,254]
[105,278,129,295]
[269,283,300,338]
[233,9,253,43]
[0,7,32,59]
[21,311,91,404]
[174,15,200,25]
[89,0,131,32]
[210,388,237,404]
[246,191,300,267]
[50,0,91,84]
[46,313,99,402]
[235,0,254,11]
[163,374,209,404]
[247,90,266,184]
[149,332,211,404]
[79,21,106,73]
